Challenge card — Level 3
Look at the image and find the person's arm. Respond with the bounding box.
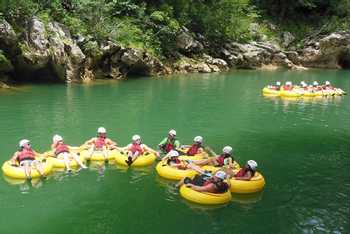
[234,171,253,181]
[106,138,117,147]
[204,146,217,157]
[119,144,131,152]
[143,144,160,157]
[81,138,95,148]
[180,145,191,149]
[187,164,210,175]
[158,138,167,147]
[32,150,45,158]
[51,143,56,151]
[10,152,19,164]
[174,140,180,149]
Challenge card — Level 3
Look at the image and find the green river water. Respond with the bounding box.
[0,69,349,234]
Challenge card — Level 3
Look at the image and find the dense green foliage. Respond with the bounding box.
[254,0,350,38]
[0,0,257,57]
[1,0,350,57]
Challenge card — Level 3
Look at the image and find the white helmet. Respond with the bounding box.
[53,134,63,143]
[97,127,106,134]
[194,136,203,143]
[276,81,281,86]
[19,139,30,148]
[169,129,177,136]
[313,81,319,86]
[325,81,331,85]
[168,150,179,157]
[247,160,258,170]
[223,146,233,154]
[302,82,307,87]
[132,134,141,141]
[286,81,292,86]
[214,171,226,180]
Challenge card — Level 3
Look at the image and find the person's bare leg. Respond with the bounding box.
[191,158,214,166]
[103,148,109,160]
[62,153,72,172]
[34,161,45,176]
[87,146,94,159]
[72,153,87,168]
[130,151,140,162]
[23,163,31,179]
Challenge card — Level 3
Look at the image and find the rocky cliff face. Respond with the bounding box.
[15,18,86,82]
[299,32,350,69]
[1,18,350,87]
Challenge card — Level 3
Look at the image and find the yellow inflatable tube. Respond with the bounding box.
[80,149,118,161]
[2,158,53,179]
[180,185,232,205]
[280,90,301,97]
[115,151,156,167]
[303,91,317,97]
[230,172,265,194]
[155,161,197,180]
[48,154,86,168]
[262,87,281,96]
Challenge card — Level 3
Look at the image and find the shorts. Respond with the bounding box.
[19,159,39,167]
[57,152,72,159]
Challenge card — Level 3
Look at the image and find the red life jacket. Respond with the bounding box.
[187,144,200,156]
[165,142,174,153]
[94,137,106,149]
[235,167,255,177]
[130,143,144,155]
[283,86,292,91]
[203,178,228,193]
[17,148,35,162]
[235,168,247,177]
[55,143,69,155]
[216,154,227,166]
[203,179,213,186]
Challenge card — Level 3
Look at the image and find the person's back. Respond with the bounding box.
[213,180,229,193]
[202,178,228,193]
[234,160,258,181]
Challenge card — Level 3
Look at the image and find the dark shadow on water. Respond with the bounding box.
[2,176,44,193]
[231,191,264,205]
[181,198,231,212]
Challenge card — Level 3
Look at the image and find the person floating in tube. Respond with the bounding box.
[82,127,118,161]
[177,169,230,194]
[10,139,46,180]
[120,135,159,166]
[51,134,87,172]
[158,129,180,156]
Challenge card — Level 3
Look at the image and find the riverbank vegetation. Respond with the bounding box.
[1,0,350,58]
[1,0,350,84]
